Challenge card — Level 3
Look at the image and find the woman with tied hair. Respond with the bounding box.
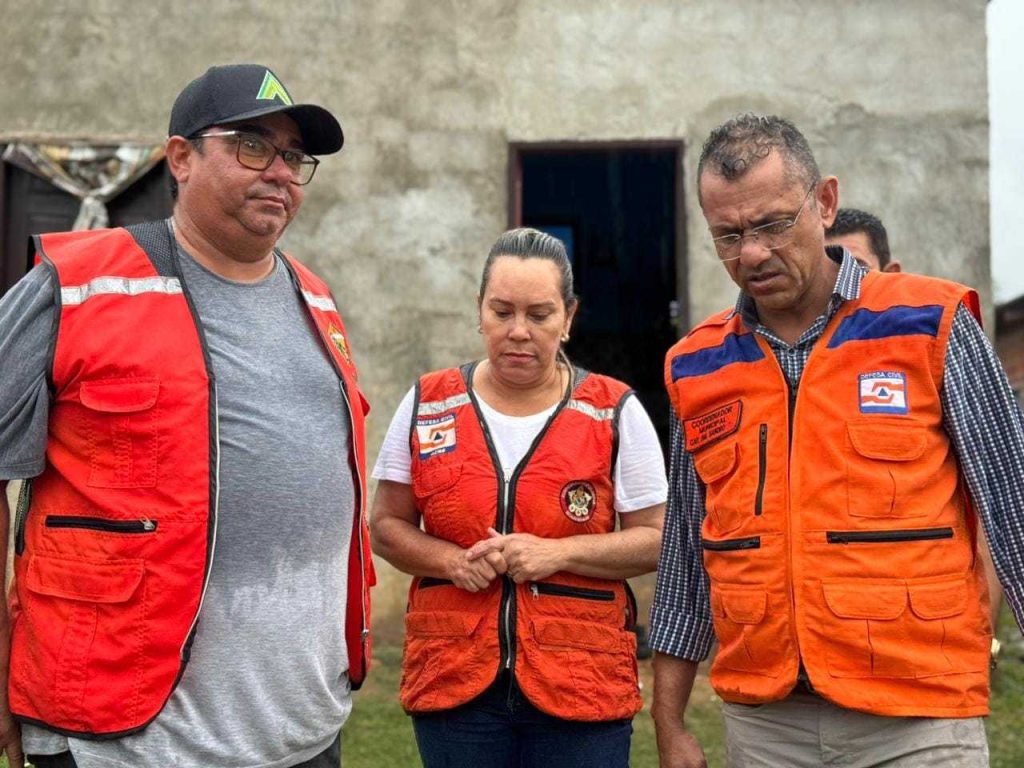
[370,227,666,767]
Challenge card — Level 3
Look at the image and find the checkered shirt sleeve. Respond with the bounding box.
[943,304,1024,630]
[649,414,716,660]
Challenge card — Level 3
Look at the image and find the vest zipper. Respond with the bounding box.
[702,535,762,551]
[181,382,221,663]
[500,470,514,670]
[755,424,768,516]
[13,479,32,555]
[464,361,574,680]
[45,515,157,533]
[529,582,615,601]
[826,527,954,544]
[336,377,372,674]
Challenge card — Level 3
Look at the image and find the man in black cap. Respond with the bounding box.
[0,64,373,768]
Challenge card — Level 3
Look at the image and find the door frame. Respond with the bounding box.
[506,140,689,332]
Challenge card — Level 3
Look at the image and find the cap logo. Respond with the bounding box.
[256,71,293,105]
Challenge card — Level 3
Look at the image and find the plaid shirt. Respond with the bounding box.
[651,248,1024,661]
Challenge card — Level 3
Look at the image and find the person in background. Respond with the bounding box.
[0,64,372,768]
[651,113,1024,768]
[825,207,901,272]
[370,227,665,768]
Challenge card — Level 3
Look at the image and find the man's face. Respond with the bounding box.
[700,152,837,319]
[826,230,901,273]
[827,231,881,270]
[175,112,306,257]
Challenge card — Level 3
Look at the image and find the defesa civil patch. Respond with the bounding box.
[416,414,457,459]
[858,371,908,414]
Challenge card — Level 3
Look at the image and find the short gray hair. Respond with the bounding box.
[697,114,820,202]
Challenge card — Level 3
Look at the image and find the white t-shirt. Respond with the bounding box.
[372,384,667,513]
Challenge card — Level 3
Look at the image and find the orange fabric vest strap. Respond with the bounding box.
[400,363,642,721]
[664,271,990,717]
[8,223,372,738]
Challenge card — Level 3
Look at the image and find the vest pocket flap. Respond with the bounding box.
[694,442,738,484]
[26,555,144,603]
[80,378,160,413]
[414,462,462,497]
[716,589,767,625]
[405,610,481,638]
[908,579,968,619]
[531,616,619,652]
[822,582,907,620]
[847,423,926,461]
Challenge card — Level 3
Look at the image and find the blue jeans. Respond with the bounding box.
[412,674,632,768]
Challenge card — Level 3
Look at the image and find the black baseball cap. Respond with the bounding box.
[169,64,344,155]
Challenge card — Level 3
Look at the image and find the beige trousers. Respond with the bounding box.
[722,692,989,768]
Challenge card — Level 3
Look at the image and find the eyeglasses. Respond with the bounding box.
[710,185,817,261]
[194,130,320,185]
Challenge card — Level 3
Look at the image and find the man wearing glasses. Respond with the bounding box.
[651,113,1024,766]
[0,65,372,768]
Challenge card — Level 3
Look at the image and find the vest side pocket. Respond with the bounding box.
[18,554,146,729]
[709,585,789,678]
[845,423,928,519]
[78,377,161,489]
[820,576,986,679]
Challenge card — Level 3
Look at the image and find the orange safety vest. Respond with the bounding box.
[8,222,374,738]
[664,270,991,718]
[401,363,642,721]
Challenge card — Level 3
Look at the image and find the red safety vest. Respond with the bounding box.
[400,363,642,722]
[664,270,990,717]
[7,222,373,738]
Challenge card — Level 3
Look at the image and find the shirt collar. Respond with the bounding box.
[733,245,865,327]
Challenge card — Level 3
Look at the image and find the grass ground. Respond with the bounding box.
[342,606,1024,768]
[7,611,1021,767]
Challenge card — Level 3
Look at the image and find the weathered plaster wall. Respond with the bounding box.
[1,0,990,625]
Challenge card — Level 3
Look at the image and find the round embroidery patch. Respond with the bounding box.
[560,481,597,523]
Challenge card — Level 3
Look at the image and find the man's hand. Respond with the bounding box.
[654,717,706,768]
[0,708,23,768]
[465,527,566,583]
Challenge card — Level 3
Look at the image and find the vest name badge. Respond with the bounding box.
[858,371,908,414]
[683,400,742,451]
[416,414,457,459]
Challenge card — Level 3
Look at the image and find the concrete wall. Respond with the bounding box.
[1,0,990,625]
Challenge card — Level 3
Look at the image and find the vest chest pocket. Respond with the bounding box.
[694,441,749,536]
[846,423,929,519]
[78,378,160,489]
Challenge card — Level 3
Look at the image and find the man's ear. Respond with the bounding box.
[816,176,840,229]
[883,261,902,273]
[165,136,195,189]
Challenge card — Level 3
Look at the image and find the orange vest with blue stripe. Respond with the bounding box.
[8,222,373,738]
[400,363,642,721]
[664,270,991,717]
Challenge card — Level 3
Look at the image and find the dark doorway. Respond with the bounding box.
[0,155,173,295]
[510,144,685,450]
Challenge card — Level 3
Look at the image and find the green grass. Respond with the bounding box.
[343,609,1024,768]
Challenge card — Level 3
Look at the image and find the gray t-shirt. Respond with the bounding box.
[1,246,356,768]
